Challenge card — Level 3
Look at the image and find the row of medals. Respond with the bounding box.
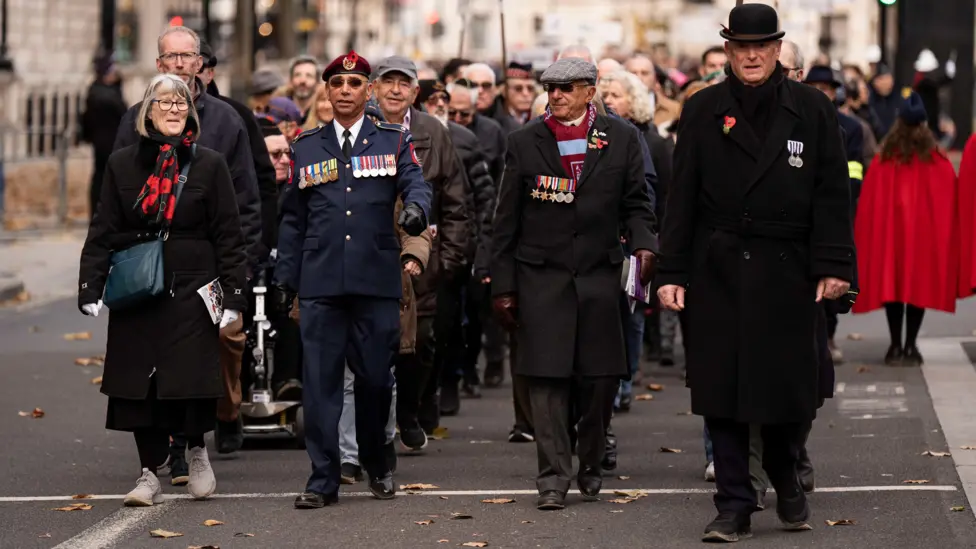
[788,153,804,168]
[353,155,398,179]
[531,189,575,203]
[298,157,399,189]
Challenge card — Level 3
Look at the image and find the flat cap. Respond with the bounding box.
[539,58,597,86]
[250,69,284,96]
[322,50,371,81]
[372,56,418,81]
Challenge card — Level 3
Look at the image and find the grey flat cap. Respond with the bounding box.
[250,68,284,95]
[540,58,597,85]
[373,56,418,81]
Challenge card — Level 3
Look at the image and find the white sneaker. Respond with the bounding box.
[186,446,216,500]
[123,468,164,507]
[704,462,716,482]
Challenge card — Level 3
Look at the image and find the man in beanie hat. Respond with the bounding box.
[657,2,855,541]
[491,56,656,511]
[274,50,432,509]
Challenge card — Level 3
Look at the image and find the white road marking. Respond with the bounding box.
[867,384,877,392]
[0,485,958,503]
[51,502,172,549]
[895,385,906,395]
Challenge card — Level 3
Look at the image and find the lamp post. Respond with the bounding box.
[0,0,13,71]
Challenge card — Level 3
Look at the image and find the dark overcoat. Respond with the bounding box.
[656,77,855,424]
[78,141,248,400]
[491,114,657,378]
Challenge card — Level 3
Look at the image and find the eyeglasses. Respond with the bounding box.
[329,76,366,89]
[153,99,190,111]
[543,83,579,93]
[449,109,474,119]
[510,84,535,93]
[469,81,494,91]
[269,149,290,160]
[782,65,799,75]
[159,52,200,64]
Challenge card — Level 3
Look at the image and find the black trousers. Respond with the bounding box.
[396,316,435,430]
[706,418,805,514]
[436,269,474,387]
[462,275,492,385]
[510,334,533,433]
[527,376,617,494]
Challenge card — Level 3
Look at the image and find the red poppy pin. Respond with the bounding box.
[588,129,609,150]
[723,116,736,135]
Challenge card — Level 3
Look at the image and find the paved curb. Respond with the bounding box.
[0,278,25,302]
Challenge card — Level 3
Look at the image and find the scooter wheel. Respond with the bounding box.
[294,406,306,450]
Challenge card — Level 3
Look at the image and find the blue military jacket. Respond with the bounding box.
[274,115,432,299]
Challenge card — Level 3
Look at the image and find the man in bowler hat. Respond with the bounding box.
[656,2,855,541]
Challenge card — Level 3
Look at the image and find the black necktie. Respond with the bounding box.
[342,129,351,159]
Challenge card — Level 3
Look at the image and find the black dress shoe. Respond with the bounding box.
[617,393,632,412]
[294,491,338,509]
[462,382,482,398]
[702,512,752,542]
[577,467,602,501]
[216,417,243,454]
[483,361,504,388]
[903,345,924,366]
[884,343,904,366]
[369,473,396,500]
[536,490,565,510]
[399,423,428,452]
[440,383,460,416]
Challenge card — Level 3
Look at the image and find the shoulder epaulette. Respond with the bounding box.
[293,125,324,144]
[375,121,407,132]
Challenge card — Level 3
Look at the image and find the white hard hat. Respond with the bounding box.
[865,45,882,63]
[914,49,939,73]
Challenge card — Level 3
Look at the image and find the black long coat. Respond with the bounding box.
[79,141,247,400]
[657,78,855,424]
[492,115,657,378]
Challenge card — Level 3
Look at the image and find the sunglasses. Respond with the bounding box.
[449,109,474,119]
[329,76,366,89]
[543,83,579,93]
[269,149,290,160]
[469,81,494,91]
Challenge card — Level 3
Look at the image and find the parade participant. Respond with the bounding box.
[657,3,854,541]
[912,49,956,142]
[80,51,126,219]
[449,79,506,186]
[492,57,657,510]
[79,74,246,506]
[279,55,320,123]
[274,50,431,508]
[481,61,537,134]
[268,96,303,142]
[113,25,263,475]
[854,89,959,366]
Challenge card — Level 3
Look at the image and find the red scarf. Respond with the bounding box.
[543,103,596,182]
[135,129,194,226]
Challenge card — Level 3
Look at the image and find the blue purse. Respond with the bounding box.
[103,145,195,311]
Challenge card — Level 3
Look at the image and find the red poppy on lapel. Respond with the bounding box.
[723,116,736,135]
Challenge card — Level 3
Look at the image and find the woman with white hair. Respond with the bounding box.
[78,74,246,507]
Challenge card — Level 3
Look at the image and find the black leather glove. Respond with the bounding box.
[272,284,296,318]
[492,293,518,332]
[398,202,427,237]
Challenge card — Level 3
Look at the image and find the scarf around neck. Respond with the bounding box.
[543,103,596,182]
[134,124,195,226]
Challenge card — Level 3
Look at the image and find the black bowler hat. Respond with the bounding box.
[804,65,842,88]
[720,3,785,43]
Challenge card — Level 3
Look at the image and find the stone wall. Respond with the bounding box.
[2,156,92,230]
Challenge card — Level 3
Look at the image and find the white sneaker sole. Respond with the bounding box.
[189,477,216,500]
[123,492,163,507]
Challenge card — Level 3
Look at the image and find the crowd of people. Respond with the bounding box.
[75,1,976,543]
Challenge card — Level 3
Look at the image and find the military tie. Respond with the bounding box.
[342,129,352,159]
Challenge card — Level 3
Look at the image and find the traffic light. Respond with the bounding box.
[879,0,896,5]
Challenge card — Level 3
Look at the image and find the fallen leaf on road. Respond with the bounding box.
[437,541,449,544]
[951,506,966,512]
[903,480,930,484]
[401,483,439,490]
[439,496,449,500]
[659,447,682,453]
[608,498,637,504]
[617,476,630,480]
[203,520,223,526]
[847,333,863,341]
[647,383,664,391]
[63,332,92,341]
[17,411,28,417]
[72,494,91,499]
[430,426,450,440]
[233,533,255,538]
[188,546,220,549]
[91,376,103,385]
[520,520,534,524]
[960,446,976,450]
[38,533,51,538]
[922,451,951,457]
[825,519,856,526]
[414,520,434,526]
[461,543,488,548]
[481,498,515,504]
[634,394,654,401]
[450,512,473,520]
[614,490,645,499]
[74,357,93,366]
[149,529,182,538]
[856,365,871,373]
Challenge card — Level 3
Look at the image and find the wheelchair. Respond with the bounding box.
[238,268,305,448]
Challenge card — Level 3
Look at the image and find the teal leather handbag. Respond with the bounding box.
[103,145,195,310]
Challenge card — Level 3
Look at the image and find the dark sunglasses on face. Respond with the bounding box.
[329,76,366,89]
[269,149,290,160]
[449,109,474,119]
[543,83,577,93]
[470,81,494,91]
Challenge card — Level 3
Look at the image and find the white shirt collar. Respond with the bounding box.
[334,115,366,149]
[557,111,587,127]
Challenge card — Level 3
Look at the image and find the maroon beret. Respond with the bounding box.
[322,50,371,81]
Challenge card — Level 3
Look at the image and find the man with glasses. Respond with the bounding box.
[492,57,656,511]
[274,50,431,509]
[112,25,264,476]
[469,61,537,135]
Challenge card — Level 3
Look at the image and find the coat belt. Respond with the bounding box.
[706,216,810,241]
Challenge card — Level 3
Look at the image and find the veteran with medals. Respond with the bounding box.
[490,58,657,511]
[274,50,431,509]
[655,3,854,542]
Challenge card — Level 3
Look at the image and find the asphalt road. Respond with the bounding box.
[2,297,976,549]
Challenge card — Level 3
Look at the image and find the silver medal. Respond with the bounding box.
[555,192,565,203]
[787,140,804,169]
[794,157,803,168]
[564,193,574,203]
[788,155,797,167]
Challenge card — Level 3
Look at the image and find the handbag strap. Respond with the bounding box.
[160,143,197,240]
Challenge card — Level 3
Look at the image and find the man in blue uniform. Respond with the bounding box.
[274,50,432,509]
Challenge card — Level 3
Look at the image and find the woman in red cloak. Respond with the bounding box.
[853,89,959,366]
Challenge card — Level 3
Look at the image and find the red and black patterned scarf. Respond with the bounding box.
[134,126,195,226]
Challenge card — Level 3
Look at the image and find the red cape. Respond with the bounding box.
[853,152,959,313]
[957,135,976,296]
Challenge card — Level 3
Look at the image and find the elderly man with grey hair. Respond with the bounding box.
[780,40,806,81]
[491,56,657,511]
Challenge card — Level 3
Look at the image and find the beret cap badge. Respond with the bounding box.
[343,52,358,71]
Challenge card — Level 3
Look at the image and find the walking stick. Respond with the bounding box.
[499,0,508,70]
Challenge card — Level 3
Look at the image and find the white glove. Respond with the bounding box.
[81,300,103,317]
[219,309,240,329]
[946,59,957,78]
